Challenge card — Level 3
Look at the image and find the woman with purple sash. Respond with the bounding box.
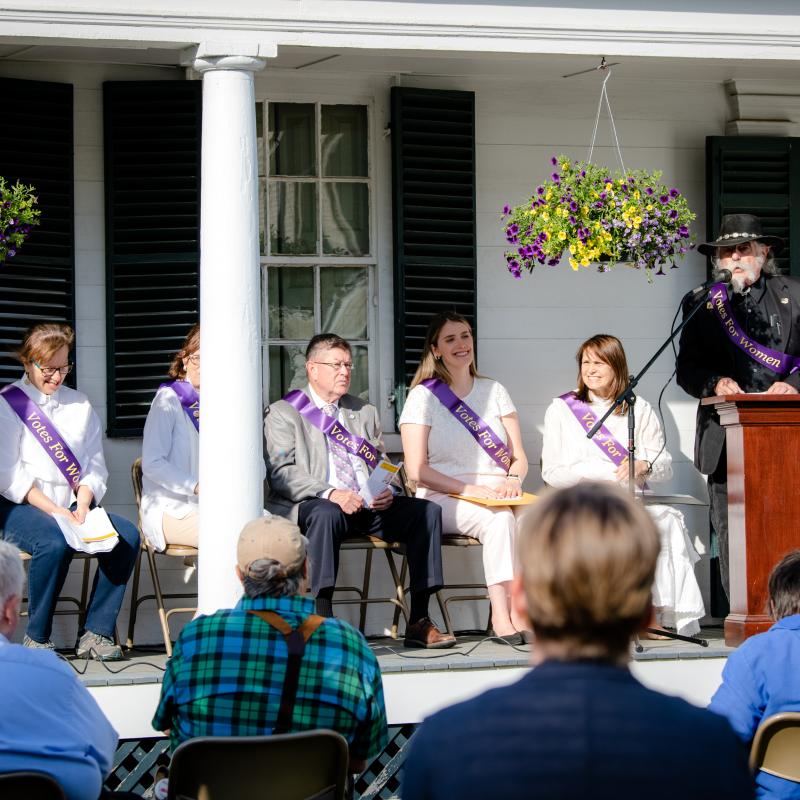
[541,334,705,637]
[0,323,139,659]
[141,324,200,552]
[400,312,530,643]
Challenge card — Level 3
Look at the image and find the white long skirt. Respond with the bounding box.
[648,503,705,636]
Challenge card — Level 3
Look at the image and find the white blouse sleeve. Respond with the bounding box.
[0,398,35,503]
[398,385,434,427]
[78,405,109,503]
[495,381,517,417]
[142,389,197,496]
[541,399,616,488]
[636,401,673,483]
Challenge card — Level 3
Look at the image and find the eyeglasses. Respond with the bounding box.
[718,242,755,259]
[312,361,354,372]
[187,354,200,365]
[32,361,73,379]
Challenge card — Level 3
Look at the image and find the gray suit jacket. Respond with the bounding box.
[264,387,385,521]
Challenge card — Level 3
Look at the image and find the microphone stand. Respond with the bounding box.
[586,287,716,648]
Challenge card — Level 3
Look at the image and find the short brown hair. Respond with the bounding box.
[305,333,351,362]
[575,334,629,415]
[409,311,480,389]
[168,324,200,380]
[768,550,800,620]
[15,322,74,365]
[518,482,659,661]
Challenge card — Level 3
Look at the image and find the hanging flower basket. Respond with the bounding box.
[501,155,696,281]
[0,177,41,265]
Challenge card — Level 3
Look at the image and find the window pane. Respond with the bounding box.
[268,267,314,339]
[322,182,369,256]
[269,181,317,255]
[256,102,265,178]
[320,267,368,340]
[269,103,315,177]
[322,105,368,177]
[348,345,369,401]
[269,344,309,404]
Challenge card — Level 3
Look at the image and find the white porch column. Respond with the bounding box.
[193,53,266,613]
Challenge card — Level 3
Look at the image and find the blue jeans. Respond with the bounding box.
[0,498,140,642]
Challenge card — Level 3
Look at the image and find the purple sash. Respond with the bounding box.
[559,392,628,468]
[708,283,800,376]
[0,385,83,491]
[161,380,200,432]
[420,378,512,471]
[282,390,380,470]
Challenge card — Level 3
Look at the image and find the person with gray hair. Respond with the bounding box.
[0,540,119,799]
[677,214,800,600]
[153,515,388,773]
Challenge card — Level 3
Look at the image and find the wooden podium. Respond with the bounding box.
[702,394,800,646]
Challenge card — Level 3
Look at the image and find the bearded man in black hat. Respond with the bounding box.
[677,213,800,600]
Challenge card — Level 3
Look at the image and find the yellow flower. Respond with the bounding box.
[542,212,549,222]
[569,258,579,271]
[561,161,570,171]
[646,203,654,211]
[618,179,625,185]
[568,245,575,255]
[581,258,590,267]
[633,190,641,200]
[582,206,589,215]
[634,216,642,227]
[558,231,567,241]
[546,191,553,201]
[605,182,613,191]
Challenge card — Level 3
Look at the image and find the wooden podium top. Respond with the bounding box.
[701,393,800,406]
[701,393,800,426]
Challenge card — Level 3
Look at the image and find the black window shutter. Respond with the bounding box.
[706,136,800,276]
[104,80,202,437]
[0,77,74,388]
[391,87,477,389]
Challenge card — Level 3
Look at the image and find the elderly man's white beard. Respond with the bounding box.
[730,257,765,294]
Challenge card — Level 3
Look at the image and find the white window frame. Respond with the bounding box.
[259,95,379,407]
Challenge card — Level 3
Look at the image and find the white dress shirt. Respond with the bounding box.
[141,383,199,551]
[0,377,108,507]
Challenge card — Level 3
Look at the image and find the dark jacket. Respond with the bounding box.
[676,273,800,474]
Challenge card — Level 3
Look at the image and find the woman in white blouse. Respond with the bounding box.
[400,312,529,643]
[141,324,200,551]
[0,323,139,658]
[541,333,705,636]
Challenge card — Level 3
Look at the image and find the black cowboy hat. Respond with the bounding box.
[697,213,784,257]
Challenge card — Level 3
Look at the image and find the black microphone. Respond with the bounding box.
[687,268,732,299]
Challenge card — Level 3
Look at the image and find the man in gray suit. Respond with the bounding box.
[265,333,454,648]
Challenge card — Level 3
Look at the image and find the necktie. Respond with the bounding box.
[322,403,360,492]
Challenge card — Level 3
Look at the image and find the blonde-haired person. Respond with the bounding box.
[141,324,201,551]
[0,323,139,659]
[541,333,705,637]
[400,311,528,642]
[401,483,754,800]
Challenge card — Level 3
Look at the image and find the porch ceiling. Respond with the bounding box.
[1,41,800,84]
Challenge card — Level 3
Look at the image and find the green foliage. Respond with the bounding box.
[0,177,41,264]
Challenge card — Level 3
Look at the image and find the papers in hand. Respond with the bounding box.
[53,507,119,554]
[361,460,403,505]
[448,491,538,507]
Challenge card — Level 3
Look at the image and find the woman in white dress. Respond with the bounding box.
[541,333,705,636]
[141,324,200,551]
[400,312,529,643]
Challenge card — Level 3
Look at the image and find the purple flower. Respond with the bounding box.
[659,194,669,205]
[668,209,678,220]
[645,187,654,196]
[580,170,586,178]
[537,186,545,195]
[551,173,561,183]
[599,192,607,200]
[594,201,604,209]
[568,215,577,225]
[507,223,519,235]
[669,188,680,198]
[502,204,511,215]
[540,232,548,241]
[547,257,559,266]
[551,156,558,165]
[569,200,578,212]
[678,225,689,237]
[7,248,16,257]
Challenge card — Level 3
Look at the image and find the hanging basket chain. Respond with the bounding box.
[587,69,627,177]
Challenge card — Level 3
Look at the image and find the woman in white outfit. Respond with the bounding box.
[141,324,200,551]
[541,333,705,637]
[400,312,529,643]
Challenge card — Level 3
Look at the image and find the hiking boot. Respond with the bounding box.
[76,630,123,661]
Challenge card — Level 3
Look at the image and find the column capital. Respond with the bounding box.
[182,41,275,73]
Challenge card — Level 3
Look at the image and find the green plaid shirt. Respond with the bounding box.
[153,594,388,759]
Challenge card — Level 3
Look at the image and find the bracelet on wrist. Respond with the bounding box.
[507,474,521,482]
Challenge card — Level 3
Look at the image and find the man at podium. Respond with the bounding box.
[677,214,800,600]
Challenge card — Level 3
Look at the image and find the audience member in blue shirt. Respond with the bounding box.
[402,482,754,800]
[0,540,119,800]
[709,549,800,799]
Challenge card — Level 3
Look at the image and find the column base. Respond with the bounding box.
[724,613,772,646]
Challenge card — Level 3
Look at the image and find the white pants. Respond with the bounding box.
[417,473,520,586]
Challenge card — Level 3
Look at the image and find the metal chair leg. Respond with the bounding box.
[384,551,409,639]
[146,545,173,657]
[125,545,144,648]
[77,558,92,633]
[359,549,373,633]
